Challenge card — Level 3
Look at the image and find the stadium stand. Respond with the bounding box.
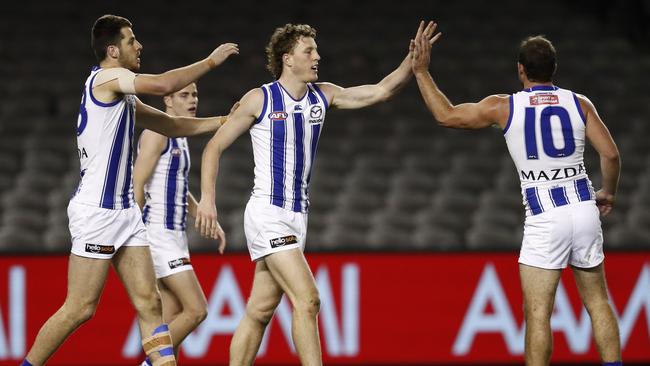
[0,0,648,253]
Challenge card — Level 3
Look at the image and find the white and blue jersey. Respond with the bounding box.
[250,81,328,213]
[72,66,136,209]
[504,85,595,216]
[141,137,191,231]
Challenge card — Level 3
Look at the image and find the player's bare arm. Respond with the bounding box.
[135,98,225,137]
[92,42,239,102]
[411,21,509,129]
[196,89,263,248]
[187,191,199,220]
[314,21,440,110]
[579,95,621,216]
[317,43,417,110]
[133,130,168,210]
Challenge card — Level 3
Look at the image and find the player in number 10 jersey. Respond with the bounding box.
[411,22,622,366]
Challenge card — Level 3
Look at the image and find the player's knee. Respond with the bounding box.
[246,302,276,326]
[63,299,98,325]
[294,291,321,317]
[583,296,613,317]
[523,301,552,323]
[133,289,163,317]
[185,302,208,327]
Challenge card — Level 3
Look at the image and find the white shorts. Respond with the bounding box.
[244,197,308,261]
[519,201,604,270]
[68,201,148,259]
[146,225,192,279]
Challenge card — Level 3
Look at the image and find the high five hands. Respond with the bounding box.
[410,21,442,73]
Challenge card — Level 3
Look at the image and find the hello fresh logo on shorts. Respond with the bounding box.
[84,244,115,254]
[270,235,298,248]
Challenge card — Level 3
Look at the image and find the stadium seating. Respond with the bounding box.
[0,0,649,253]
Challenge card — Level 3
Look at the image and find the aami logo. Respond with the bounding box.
[168,257,191,269]
[270,235,298,248]
[85,243,115,254]
[268,111,288,121]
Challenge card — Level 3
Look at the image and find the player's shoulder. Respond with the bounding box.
[139,129,168,152]
[480,94,511,108]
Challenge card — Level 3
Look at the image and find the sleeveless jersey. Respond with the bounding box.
[141,137,191,231]
[504,85,595,216]
[250,81,328,213]
[72,66,137,209]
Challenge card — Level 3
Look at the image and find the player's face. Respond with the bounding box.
[117,27,142,71]
[166,83,198,117]
[289,36,320,82]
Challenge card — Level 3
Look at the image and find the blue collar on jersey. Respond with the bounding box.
[523,85,558,92]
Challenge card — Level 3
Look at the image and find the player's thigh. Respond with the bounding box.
[519,263,562,316]
[263,248,317,303]
[571,263,610,308]
[160,270,207,312]
[112,246,158,301]
[247,260,284,314]
[65,254,111,307]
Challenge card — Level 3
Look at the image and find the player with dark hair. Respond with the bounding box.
[20,14,238,366]
[411,21,622,366]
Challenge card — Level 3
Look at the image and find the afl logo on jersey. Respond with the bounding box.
[171,147,182,156]
[268,111,288,121]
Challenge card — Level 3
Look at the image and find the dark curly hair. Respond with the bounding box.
[266,24,317,79]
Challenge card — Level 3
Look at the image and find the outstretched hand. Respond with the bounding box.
[208,43,239,68]
[411,21,442,74]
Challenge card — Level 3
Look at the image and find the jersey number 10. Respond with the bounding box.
[524,106,575,159]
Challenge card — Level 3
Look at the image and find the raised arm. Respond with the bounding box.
[195,89,263,252]
[92,43,239,101]
[135,98,225,137]
[411,21,509,129]
[134,43,238,95]
[133,130,168,210]
[317,51,412,109]
[579,95,621,216]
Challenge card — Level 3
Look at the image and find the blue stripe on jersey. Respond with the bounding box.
[575,178,591,201]
[161,139,170,155]
[525,85,558,92]
[255,86,269,124]
[573,93,587,125]
[165,139,180,230]
[142,204,150,224]
[307,85,319,104]
[524,107,538,159]
[100,106,128,209]
[549,187,569,207]
[292,112,305,212]
[269,83,286,208]
[306,123,322,185]
[88,71,121,108]
[121,106,134,208]
[311,83,328,110]
[180,145,190,230]
[525,187,543,215]
[502,95,514,134]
